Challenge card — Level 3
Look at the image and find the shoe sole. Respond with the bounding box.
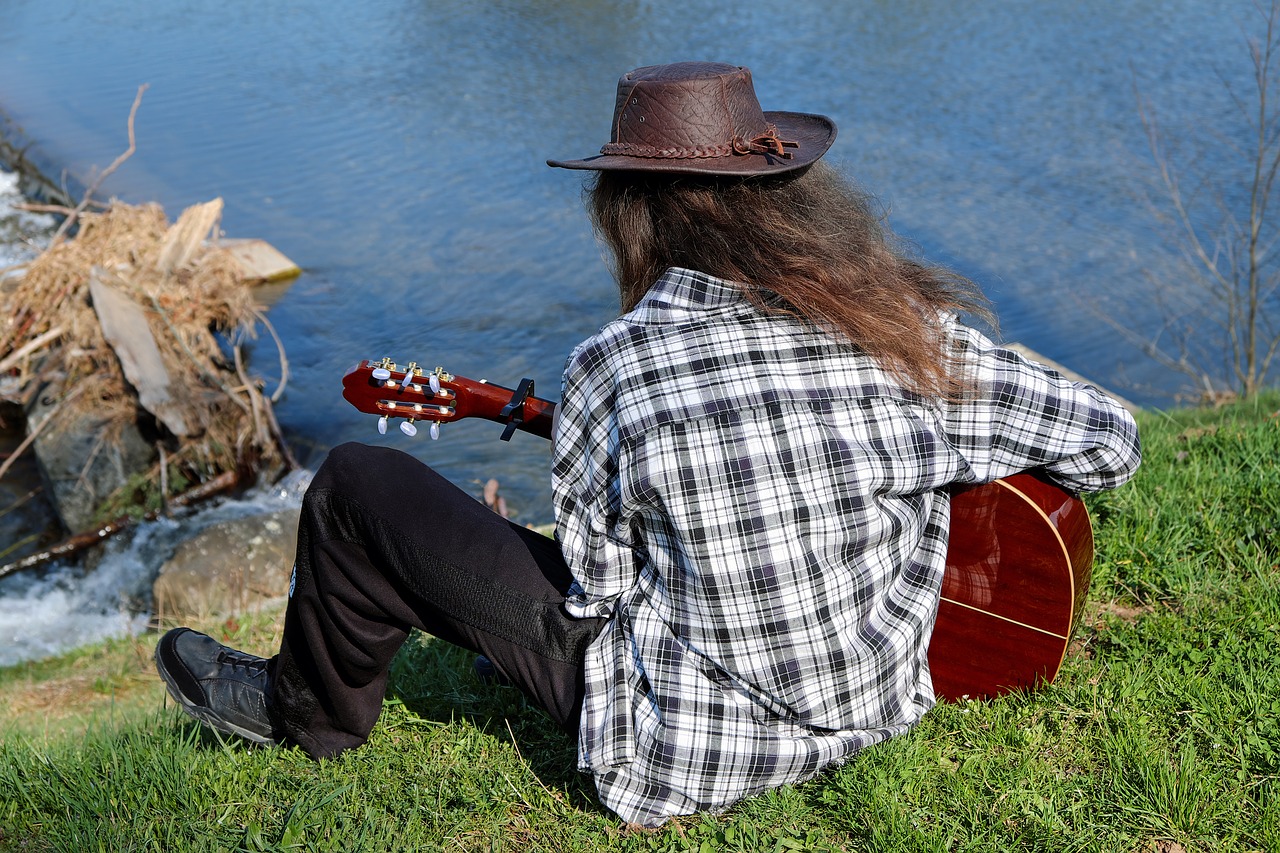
[154,638,277,746]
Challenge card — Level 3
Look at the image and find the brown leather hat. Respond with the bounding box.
[547,62,837,176]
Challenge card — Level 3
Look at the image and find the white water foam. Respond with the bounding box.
[0,469,312,668]
[0,167,54,270]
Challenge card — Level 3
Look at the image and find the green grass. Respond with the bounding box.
[3,393,1280,851]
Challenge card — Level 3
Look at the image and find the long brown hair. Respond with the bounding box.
[588,162,993,401]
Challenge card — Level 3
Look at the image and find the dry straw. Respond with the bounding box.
[0,196,293,511]
[0,83,294,576]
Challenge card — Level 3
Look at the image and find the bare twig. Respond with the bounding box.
[1121,1,1280,399]
[0,487,43,525]
[0,469,238,581]
[74,430,109,492]
[0,326,64,375]
[13,202,76,216]
[251,306,290,403]
[158,443,169,515]
[0,532,41,562]
[259,395,299,473]
[50,84,149,248]
[233,341,267,450]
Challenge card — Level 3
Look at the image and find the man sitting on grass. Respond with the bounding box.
[155,61,1141,827]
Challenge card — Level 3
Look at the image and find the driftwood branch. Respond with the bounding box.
[232,341,267,451]
[0,469,239,581]
[251,307,291,403]
[229,332,297,473]
[260,395,299,473]
[13,202,76,216]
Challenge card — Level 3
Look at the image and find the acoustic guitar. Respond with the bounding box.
[342,358,1094,701]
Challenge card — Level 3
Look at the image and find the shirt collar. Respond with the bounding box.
[634,267,746,313]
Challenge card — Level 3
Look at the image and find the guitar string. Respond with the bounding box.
[937,478,1079,665]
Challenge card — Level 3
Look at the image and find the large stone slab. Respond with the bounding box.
[89,268,191,437]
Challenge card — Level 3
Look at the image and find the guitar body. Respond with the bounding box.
[928,473,1093,701]
[341,359,1093,702]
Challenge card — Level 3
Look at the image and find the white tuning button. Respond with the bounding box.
[400,420,418,437]
[429,374,441,395]
[378,415,388,435]
[430,421,440,440]
[372,367,392,382]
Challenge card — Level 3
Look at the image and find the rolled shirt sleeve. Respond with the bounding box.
[938,322,1141,493]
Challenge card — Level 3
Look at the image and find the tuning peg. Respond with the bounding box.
[378,415,388,435]
[430,421,440,440]
[372,367,392,382]
[400,420,418,437]
[429,373,441,395]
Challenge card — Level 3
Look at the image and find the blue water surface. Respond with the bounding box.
[0,0,1261,520]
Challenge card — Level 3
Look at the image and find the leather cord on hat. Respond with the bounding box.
[732,125,797,158]
[600,126,800,160]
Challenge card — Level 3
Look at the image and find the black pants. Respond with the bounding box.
[267,443,605,759]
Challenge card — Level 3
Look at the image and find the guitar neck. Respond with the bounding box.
[449,374,557,440]
[340,360,558,441]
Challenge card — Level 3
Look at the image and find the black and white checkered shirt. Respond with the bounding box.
[551,268,1140,826]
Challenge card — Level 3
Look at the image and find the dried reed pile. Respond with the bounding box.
[0,197,292,514]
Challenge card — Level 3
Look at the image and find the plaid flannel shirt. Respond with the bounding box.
[551,268,1140,826]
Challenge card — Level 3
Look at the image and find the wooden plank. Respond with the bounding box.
[88,267,191,436]
[157,198,223,275]
[215,238,301,283]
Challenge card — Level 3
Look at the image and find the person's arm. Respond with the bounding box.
[551,340,639,619]
[939,323,1141,493]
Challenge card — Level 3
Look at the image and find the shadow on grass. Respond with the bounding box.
[154,627,607,824]
[381,630,607,818]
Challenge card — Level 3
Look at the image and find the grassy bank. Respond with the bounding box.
[2,394,1278,852]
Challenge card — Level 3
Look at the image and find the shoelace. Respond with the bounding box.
[216,649,269,677]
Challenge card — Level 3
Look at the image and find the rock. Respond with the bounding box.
[152,507,300,620]
[29,385,155,534]
[0,407,61,561]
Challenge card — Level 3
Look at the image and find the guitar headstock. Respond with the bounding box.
[342,357,556,442]
[341,358,461,440]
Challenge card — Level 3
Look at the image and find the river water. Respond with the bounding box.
[0,0,1266,662]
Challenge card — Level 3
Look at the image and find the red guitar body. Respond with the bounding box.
[930,474,1092,700]
[342,359,1093,702]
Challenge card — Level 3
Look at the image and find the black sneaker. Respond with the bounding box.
[154,627,280,745]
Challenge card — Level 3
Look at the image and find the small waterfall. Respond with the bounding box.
[0,459,311,668]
